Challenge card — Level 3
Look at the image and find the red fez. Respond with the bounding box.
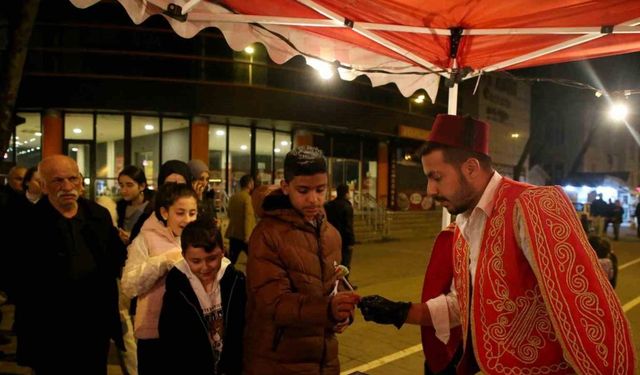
[427,114,489,156]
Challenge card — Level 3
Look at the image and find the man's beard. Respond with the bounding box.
[436,173,476,215]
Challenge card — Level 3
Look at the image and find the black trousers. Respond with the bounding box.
[137,338,164,375]
[229,238,249,265]
[341,246,353,270]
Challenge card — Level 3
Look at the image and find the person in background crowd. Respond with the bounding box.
[588,235,618,288]
[159,219,246,375]
[0,165,28,354]
[324,183,356,279]
[95,192,137,375]
[21,166,42,204]
[13,155,126,374]
[244,146,360,375]
[358,114,635,374]
[188,159,218,225]
[117,165,154,246]
[610,199,624,241]
[121,183,198,375]
[0,164,27,210]
[225,174,256,265]
[590,194,607,237]
[635,200,640,238]
[4,165,27,194]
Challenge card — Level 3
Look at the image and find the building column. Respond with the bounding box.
[190,116,209,164]
[377,141,389,209]
[42,109,63,157]
[294,130,313,147]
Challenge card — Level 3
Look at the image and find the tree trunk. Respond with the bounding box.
[0,0,40,157]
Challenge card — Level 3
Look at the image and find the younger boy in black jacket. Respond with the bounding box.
[159,219,246,374]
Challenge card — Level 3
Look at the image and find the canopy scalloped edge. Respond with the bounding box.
[69,0,441,101]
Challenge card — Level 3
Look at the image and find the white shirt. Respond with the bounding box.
[426,172,535,343]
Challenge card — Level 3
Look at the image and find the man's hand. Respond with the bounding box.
[330,292,360,322]
[359,295,411,329]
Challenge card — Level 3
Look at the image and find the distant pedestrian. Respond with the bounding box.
[590,194,607,236]
[225,174,256,265]
[610,199,624,240]
[324,184,356,274]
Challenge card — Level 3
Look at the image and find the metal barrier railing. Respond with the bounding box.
[353,191,387,237]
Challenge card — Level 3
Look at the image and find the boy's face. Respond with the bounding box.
[184,245,224,286]
[281,173,328,220]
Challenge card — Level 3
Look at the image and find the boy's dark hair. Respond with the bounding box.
[336,184,349,198]
[154,182,198,222]
[284,146,327,182]
[239,174,253,189]
[419,142,493,171]
[180,219,224,253]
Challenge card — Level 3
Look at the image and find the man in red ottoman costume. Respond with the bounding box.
[360,114,635,374]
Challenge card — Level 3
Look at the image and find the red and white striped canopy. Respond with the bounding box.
[70,0,640,100]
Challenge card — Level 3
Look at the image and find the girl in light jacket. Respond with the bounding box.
[121,183,198,375]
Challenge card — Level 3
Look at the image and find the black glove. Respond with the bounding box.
[358,295,411,329]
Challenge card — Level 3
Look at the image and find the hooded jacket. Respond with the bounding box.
[159,258,246,375]
[243,189,343,375]
[121,214,183,339]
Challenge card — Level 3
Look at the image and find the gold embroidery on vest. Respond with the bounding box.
[520,187,609,372]
[454,231,469,346]
[476,182,568,374]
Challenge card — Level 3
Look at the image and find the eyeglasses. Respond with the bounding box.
[49,175,81,187]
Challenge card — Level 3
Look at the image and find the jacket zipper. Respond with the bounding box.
[224,274,239,329]
[179,291,217,360]
[315,221,328,371]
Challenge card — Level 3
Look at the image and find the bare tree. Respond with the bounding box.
[0,0,40,157]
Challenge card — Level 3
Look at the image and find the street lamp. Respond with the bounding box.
[244,45,254,85]
[609,101,629,122]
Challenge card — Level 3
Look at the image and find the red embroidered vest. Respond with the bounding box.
[453,178,635,374]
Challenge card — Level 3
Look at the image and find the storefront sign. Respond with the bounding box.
[398,125,430,141]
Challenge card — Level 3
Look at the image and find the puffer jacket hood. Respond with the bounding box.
[260,188,326,230]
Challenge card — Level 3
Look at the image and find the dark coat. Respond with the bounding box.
[324,197,355,248]
[0,187,31,300]
[14,197,126,369]
[159,263,246,375]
